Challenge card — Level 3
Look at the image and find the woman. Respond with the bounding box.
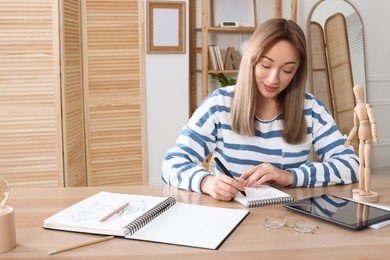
[161,18,359,201]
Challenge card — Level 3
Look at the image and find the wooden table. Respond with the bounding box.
[3,168,390,259]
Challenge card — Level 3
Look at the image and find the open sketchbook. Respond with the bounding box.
[234,185,293,208]
[43,191,249,250]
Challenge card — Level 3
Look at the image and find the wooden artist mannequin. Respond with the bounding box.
[344,84,379,202]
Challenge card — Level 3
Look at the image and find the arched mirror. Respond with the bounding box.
[308,0,366,151]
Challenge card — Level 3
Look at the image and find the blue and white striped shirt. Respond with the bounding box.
[161,86,359,193]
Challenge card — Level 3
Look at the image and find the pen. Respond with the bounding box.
[214,157,246,196]
[99,202,129,222]
[48,235,114,255]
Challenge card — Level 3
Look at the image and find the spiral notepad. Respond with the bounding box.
[234,185,293,208]
[43,191,249,249]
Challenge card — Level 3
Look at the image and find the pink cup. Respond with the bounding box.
[0,206,16,253]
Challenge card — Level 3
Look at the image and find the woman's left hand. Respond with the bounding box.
[240,163,293,187]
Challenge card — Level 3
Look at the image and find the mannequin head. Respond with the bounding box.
[353,84,365,102]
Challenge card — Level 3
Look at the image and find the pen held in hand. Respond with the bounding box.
[99,202,129,222]
[214,157,246,197]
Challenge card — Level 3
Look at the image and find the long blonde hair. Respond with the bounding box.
[231,18,308,144]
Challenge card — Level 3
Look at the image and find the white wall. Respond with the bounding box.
[145,0,390,184]
[144,0,189,184]
[352,0,390,169]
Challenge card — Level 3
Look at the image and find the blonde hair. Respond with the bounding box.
[231,18,308,144]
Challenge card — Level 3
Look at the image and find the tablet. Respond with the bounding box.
[283,194,390,230]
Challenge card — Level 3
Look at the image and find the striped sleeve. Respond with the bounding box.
[161,88,231,193]
[288,93,359,187]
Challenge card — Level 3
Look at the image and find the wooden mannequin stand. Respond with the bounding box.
[344,85,380,203]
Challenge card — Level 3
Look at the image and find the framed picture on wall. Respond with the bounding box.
[147,1,186,54]
[213,0,255,27]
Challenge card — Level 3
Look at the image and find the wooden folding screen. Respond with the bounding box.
[0,0,146,187]
[0,0,63,187]
[61,0,87,187]
[82,0,147,186]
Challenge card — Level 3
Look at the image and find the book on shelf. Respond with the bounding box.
[234,185,293,208]
[208,45,218,70]
[208,45,224,71]
[43,191,249,250]
[214,45,224,70]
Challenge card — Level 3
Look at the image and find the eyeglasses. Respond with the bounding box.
[264,216,319,234]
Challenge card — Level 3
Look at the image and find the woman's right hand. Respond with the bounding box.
[200,174,245,201]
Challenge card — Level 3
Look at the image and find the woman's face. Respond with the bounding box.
[254,40,300,101]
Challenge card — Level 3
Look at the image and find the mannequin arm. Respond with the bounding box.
[344,111,358,147]
[367,104,379,143]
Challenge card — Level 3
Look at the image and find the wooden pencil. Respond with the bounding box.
[48,235,114,255]
[99,202,129,222]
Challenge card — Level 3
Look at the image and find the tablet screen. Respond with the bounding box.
[283,194,390,230]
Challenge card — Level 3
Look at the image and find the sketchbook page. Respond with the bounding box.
[43,191,169,236]
[126,202,249,250]
[234,185,293,207]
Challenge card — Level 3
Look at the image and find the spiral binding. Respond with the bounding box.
[123,197,176,235]
[247,196,293,208]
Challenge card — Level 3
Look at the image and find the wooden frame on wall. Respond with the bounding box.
[147,1,186,54]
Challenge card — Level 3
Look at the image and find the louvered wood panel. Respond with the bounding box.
[82,0,146,186]
[0,0,63,187]
[60,0,87,186]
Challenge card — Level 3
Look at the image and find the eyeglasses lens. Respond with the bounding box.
[294,219,319,234]
[264,216,287,229]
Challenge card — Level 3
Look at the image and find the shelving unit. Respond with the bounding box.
[201,0,256,99]
[194,0,298,102]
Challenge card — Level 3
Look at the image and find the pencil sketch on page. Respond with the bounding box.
[69,199,147,223]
